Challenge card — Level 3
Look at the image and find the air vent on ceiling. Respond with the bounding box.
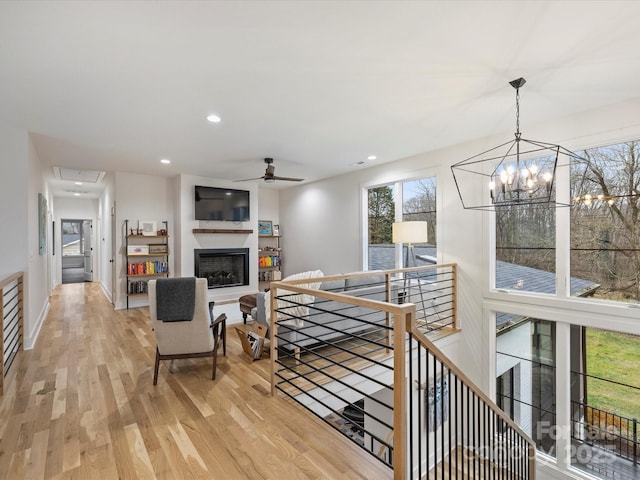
[53,167,105,183]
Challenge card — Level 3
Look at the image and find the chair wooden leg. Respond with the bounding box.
[212,342,219,380]
[221,320,226,356]
[153,347,160,385]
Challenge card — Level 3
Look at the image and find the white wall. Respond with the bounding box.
[257,187,279,224]
[25,135,52,349]
[0,125,28,278]
[114,171,175,309]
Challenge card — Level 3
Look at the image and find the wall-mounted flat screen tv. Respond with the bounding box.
[194,185,250,221]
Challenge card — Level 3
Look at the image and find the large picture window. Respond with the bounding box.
[570,140,640,303]
[495,204,556,294]
[366,177,437,270]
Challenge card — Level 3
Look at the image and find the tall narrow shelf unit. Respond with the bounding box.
[125,220,169,309]
[258,234,282,290]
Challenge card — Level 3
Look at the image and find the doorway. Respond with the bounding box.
[61,219,93,284]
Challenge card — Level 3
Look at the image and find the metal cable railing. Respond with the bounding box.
[1,272,24,395]
[407,330,535,479]
[268,265,534,478]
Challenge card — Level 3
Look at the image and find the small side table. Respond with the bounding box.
[238,294,257,324]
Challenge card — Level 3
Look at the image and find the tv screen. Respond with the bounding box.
[194,186,250,221]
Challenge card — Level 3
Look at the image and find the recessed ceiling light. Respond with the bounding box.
[160,158,171,164]
[367,155,377,161]
[206,114,221,123]
[74,181,83,185]
[73,192,81,196]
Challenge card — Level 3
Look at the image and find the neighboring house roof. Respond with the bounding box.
[367,244,600,330]
[62,233,80,247]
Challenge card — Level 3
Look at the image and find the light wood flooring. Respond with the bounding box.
[0,283,393,479]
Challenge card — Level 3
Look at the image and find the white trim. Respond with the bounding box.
[24,297,49,350]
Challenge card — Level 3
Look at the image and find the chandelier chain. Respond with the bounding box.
[515,87,521,138]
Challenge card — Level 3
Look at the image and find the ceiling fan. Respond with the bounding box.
[234,158,305,183]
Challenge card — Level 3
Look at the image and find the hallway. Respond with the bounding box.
[0,283,391,479]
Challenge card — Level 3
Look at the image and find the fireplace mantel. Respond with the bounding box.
[192,229,253,234]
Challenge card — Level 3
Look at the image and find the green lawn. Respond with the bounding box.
[586,328,640,421]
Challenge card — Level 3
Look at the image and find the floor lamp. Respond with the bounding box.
[392,221,428,307]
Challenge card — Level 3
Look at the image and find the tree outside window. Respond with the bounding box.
[367,178,437,270]
[571,140,640,302]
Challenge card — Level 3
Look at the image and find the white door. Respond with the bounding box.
[111,203,116,305]
[83,220,93,282]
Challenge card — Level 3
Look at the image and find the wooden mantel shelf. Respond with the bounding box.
[192,228,254,234]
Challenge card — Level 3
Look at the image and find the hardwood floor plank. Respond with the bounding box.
[123,423,156,480]
[0,283,392,480]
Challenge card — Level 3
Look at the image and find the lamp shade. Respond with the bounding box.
[392,221,428,244]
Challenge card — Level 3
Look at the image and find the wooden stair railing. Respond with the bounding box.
[398,310,536,479]
[0,271,25,395]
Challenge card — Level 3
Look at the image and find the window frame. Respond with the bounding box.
[362,170,440,271]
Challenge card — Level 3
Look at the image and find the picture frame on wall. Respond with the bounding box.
[272,224,280,236]
[38,193,47,255]
[258,220,273,236]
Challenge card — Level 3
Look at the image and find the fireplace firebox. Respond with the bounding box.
[194,248,249,289]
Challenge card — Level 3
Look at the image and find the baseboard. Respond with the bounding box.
[99,281,113,304]
[24,296,50,350]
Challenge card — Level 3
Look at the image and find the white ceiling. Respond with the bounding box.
[2,1,640,198]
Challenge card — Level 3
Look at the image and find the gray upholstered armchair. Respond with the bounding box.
[148,277,226,385]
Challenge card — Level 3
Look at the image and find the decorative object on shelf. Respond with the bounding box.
[272,224,280,236]
[127,245,149,255]
[451,77,588,211]
[149,244,168,254]
[393,221,428,268]
[140,220,157,236]
[258,220,273,236]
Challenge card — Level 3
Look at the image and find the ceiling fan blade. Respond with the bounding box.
[233,176,265,182]
[272,175,305,182]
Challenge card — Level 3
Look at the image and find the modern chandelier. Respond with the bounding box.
[451,77,588,210]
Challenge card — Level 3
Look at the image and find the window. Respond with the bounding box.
[62,220,84,256]
[570,140,640,303]
[570,326,640,476]
[495,204,556,294]
[496,317,556,457]
[366,177,437,270]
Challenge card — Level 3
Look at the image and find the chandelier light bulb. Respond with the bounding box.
[500,170,508,184]
[526,178,534,189]
[542,172,553,183]
[489,181,496,191]
[521,168,530,179]
[608,199,614,205]
[530,164,539,175]
[597,194,604,200]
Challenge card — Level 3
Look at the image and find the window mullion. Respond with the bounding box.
[556,165,570,298]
